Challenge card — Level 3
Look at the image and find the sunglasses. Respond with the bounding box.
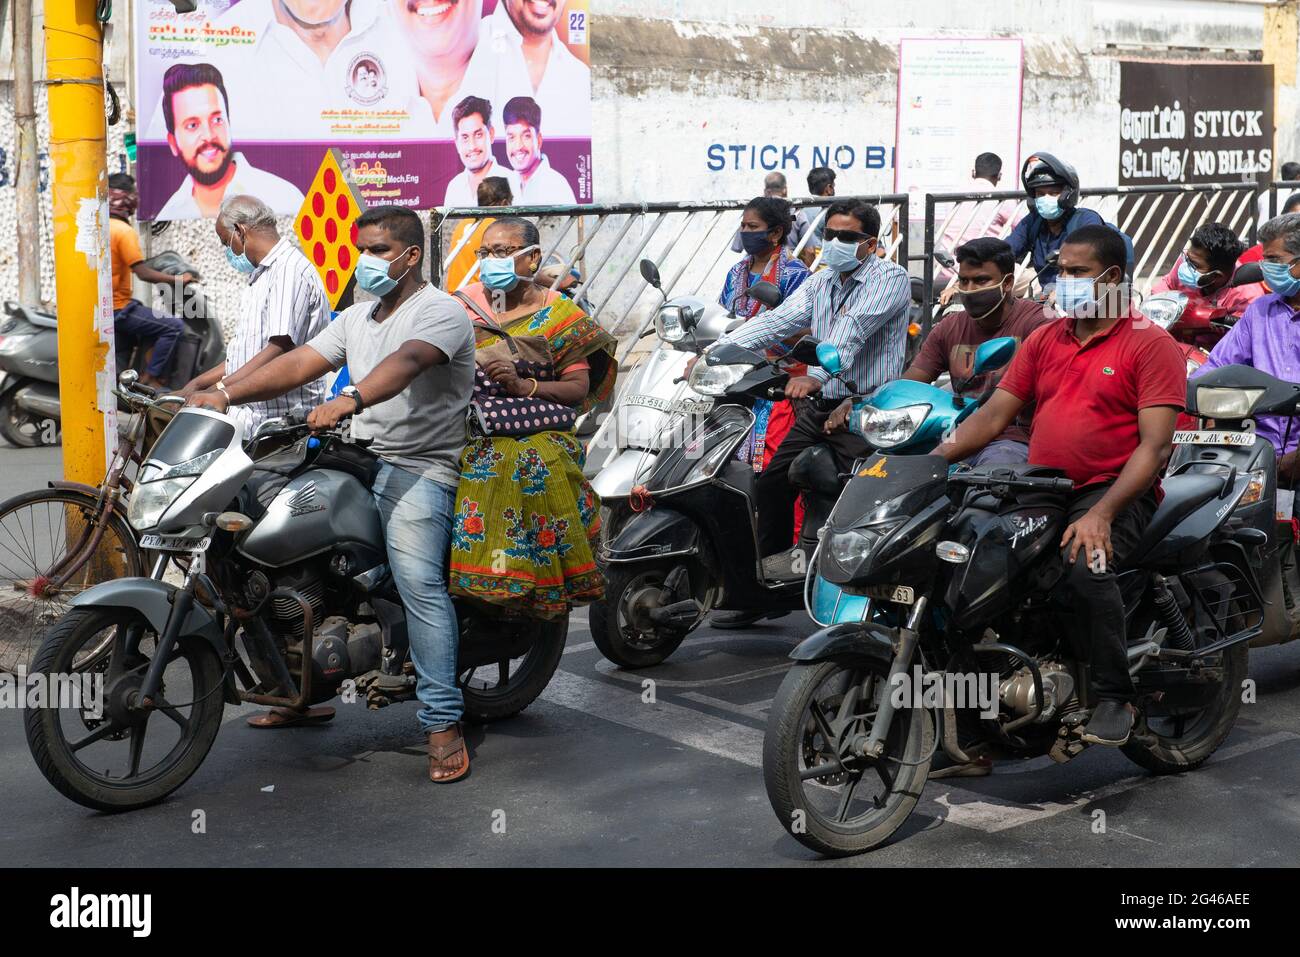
[823,228,873,245]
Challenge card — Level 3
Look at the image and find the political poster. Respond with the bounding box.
[133,0,593,220]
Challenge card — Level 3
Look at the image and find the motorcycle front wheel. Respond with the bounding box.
[589,564,693,669]
[24,607,225,812]
[763,659,934,857]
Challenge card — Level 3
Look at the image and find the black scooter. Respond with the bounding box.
[590,284,857,668]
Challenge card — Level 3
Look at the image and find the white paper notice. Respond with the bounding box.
[1277,488,1295,523]
[894,38,1024,214]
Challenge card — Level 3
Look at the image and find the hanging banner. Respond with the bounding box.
[133,0,594,219]
[894,37,1023,214]
[1118,61,1273,186]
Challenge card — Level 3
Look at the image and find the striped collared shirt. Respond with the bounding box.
[718,254,912,399]
[226,237,331,429]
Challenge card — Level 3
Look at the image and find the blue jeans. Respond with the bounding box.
[114,299,183,379]
[370,461,463,732]
[967,439,1029,467]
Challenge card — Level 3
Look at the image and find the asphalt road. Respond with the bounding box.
[2,444,1299,867]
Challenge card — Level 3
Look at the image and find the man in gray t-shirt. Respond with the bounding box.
[188,206,477,783]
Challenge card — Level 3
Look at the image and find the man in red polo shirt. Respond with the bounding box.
[939,225,1187,747]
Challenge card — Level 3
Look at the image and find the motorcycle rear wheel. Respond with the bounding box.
[24,607,225,812]
[764,659,934,857]
[590,564,691,669]
[0,389,56,448]
[459,615,567,723]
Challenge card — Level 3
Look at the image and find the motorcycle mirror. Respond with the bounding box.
[933,247,956,269]
[972,336,1017,377]
[814,341,843,375]
[639,259,662,289]
[746,280,783,310]
[1230,261,1263,287]
[788,335,823,366]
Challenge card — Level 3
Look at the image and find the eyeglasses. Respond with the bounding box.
[823,228,873,244]
[475,245,526,260]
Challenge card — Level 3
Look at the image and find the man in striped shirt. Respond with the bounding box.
[707,200,912,564]
[181,195,331,433]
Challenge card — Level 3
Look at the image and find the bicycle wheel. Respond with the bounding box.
[0,488,142,675]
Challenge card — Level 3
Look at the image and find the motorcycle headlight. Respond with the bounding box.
[825,518,905,575]
[656,306,687,343]
[1194,387,1265,419]
[689,360,750,396]
[850,404,930,448]
[1138,296,1185,330]
[683,436,738,484]
[127,477,196,531]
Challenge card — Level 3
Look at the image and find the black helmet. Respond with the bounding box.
[1021,152,1080,212]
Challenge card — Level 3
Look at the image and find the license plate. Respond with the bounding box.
[1173,430,1254,447]
[623,394,710,415]
[866,584,915,604]
[139,534,211,552]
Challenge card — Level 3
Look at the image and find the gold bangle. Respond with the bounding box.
[527,378,539,397]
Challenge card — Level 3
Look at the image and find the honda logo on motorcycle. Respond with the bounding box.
[287,483,326,517]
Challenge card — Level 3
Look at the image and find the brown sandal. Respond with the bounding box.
[247,706,336,729]
[428,723,470,783]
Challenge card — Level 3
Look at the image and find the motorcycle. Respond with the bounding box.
[0,252,223,447]
[23,403,567,811]
[764,361,1262,856]
[586,259,740,499]
[590,302,851,669]
[1172,364,1300,648]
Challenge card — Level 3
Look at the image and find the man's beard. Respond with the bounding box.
[186,145,233,186]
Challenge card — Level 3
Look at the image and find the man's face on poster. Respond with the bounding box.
[505,0,562,37]
[506,121,541,174]
[167,85,233,187]
[282,0,347,23]
[393,0,483,60]
[456,112,493,173]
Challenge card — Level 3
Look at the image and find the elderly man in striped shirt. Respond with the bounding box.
[701,200,912,626]
[181,195,331,433]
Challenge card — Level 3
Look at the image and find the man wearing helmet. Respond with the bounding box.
[1008,152,1105,290]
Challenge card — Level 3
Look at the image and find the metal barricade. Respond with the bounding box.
[916,182,1260,334]
[429,194,909,362]
[1264,180,1300,221]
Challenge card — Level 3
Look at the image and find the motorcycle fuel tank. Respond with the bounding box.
[239,468,385,568]
[943,500,1065,626]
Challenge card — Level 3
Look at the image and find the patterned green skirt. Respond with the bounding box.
[448,431,604,620]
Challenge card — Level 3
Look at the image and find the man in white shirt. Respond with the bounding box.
[394,0,499,138]
[1259,161,1300,224]
[145,0,420,142]
[482,0,591,137]
[443,95,520,206]
[935,151,1023,288]
[154,63,305,219]
[504,96,576,205]
[179,194,330,433]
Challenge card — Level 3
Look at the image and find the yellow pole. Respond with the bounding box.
[45,0,114,484]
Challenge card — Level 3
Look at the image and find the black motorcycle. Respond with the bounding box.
[763,453,1261,856]
[591,295,855,668]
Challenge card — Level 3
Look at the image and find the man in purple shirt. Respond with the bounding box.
[1195,213,1300,474]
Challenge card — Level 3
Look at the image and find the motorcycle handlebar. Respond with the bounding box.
[949,470,1074,493]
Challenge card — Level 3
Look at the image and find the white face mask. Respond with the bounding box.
[821,238,866,271]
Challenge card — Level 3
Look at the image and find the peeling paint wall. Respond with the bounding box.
[1,0,1296,320]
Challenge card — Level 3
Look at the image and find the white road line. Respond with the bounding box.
[562,640,596,655]
[678,691,771,722]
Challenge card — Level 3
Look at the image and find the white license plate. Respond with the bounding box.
[139,534,211,552]
[866,584,915,604]
[1173,430,1255,447]
[624,394,710,415]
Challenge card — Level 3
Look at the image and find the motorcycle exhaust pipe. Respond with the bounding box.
[13,385,60,420]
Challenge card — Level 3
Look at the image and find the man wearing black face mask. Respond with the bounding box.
[829,238,1052,464]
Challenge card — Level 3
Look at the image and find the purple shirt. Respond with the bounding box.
[1196,292,1300,455]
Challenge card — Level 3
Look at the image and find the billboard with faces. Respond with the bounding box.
[133,0,594,220]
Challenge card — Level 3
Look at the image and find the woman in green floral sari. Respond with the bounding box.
[449,218,617,619]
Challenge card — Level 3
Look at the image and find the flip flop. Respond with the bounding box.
[246,706,336,729]
[428,723,470,783]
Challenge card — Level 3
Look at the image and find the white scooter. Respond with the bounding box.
[587,259,744,501]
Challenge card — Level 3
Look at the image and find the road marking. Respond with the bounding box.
[679,691,771,722]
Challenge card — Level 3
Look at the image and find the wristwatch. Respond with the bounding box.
[339,385,364,414]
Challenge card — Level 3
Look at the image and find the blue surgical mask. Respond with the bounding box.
[225,231,255,274]
[355,249,413,296]
[1034,194,1064,221]
[1176,258,1203,289]
[480,245,539,291]
[1056,269,1121,318]
[821,237,865,272]
[1262,260,1300,298]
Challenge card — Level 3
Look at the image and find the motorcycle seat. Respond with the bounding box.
[1129,473,1227,566]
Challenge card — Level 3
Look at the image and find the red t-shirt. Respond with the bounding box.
[910,297,1054,444]
[996,312,1187,488]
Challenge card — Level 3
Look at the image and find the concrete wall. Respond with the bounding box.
[0,0,1296,329]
